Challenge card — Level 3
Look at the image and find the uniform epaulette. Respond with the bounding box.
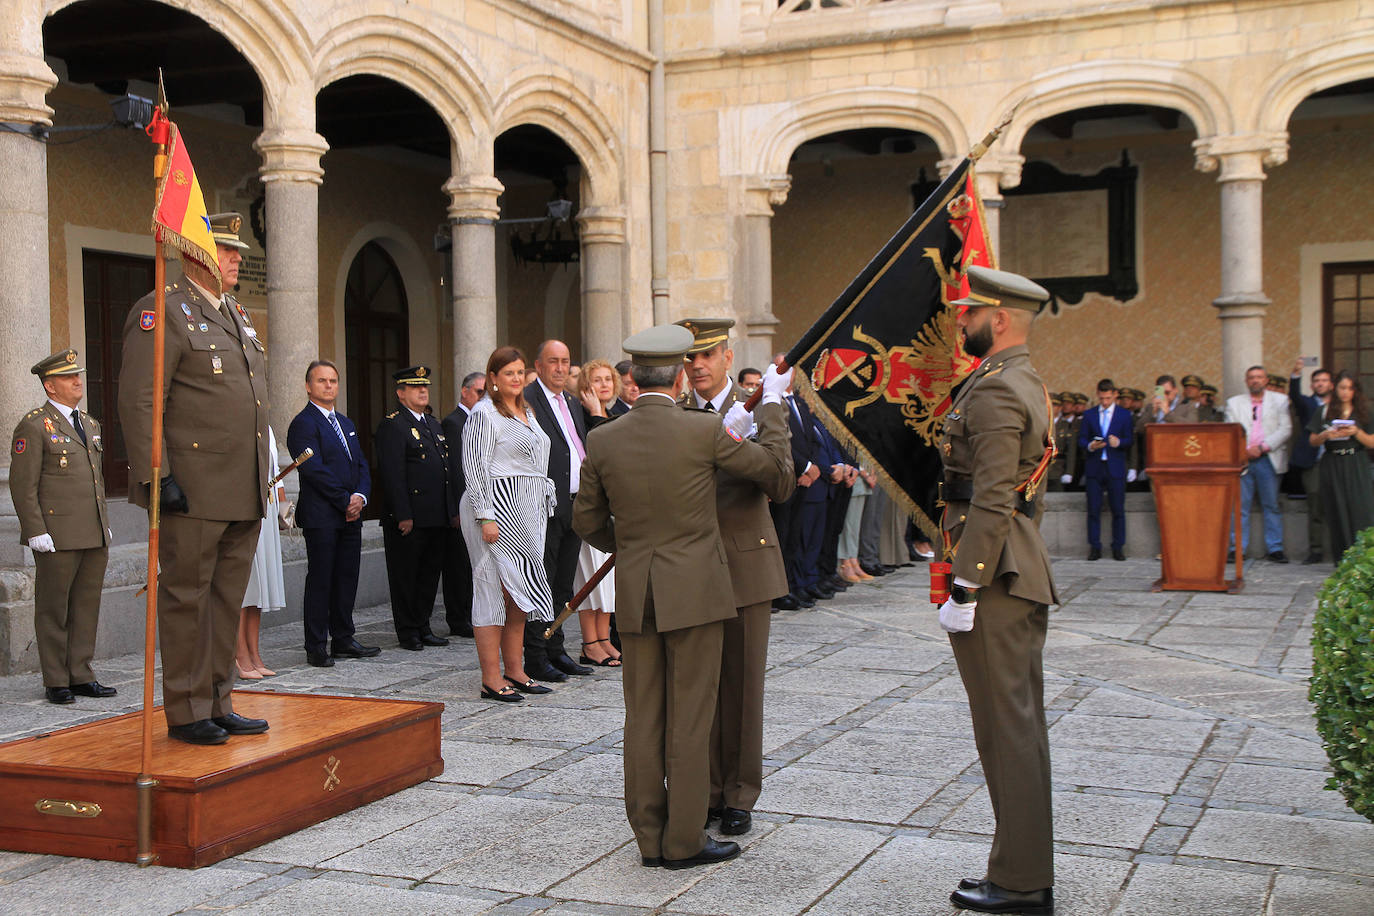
[981,364,1006,379]
[385,410,399,419]
[26,408,42,418]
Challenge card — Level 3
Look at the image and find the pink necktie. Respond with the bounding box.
[556,394,586,461]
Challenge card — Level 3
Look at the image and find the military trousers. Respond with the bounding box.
[383,524,446,642]
[158,515,260,726]
[1303,465,1326,559]
[949,577,1053,892]
[710,600,771,811]
[621,600,724,861]
[33,546,109,687]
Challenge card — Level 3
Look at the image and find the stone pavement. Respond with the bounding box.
[0,557,1372,915]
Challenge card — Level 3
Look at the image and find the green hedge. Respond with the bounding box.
[1310,527,1374,823]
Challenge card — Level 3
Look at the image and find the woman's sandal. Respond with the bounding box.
[503,675,552,694]
[579,639,623,667]
[481,683,523,702]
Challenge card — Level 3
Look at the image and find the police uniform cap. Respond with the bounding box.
[1181,374,1205,388]
[1200,384,1218,395]
[951,265,1050,313]
[393,365,432,386]
[31,348,82,378]
[623,324,695,367]
[675,317,735,355]
[1073,393,1089,405]
[208,212,250,251]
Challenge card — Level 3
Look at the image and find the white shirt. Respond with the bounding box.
[186,277,225,312]
[692,386,730,412]
[1096,403,1115,459]
[537,377,582,494]
[309,400,366,504]
[48,399,82,432]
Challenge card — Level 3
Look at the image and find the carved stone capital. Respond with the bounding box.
[973,151,1025,192]
[254,128,328,185]
[1193,133,1289,182]
[744,175,791,217]
[444,175,504,222]
[576,206,627,245]
[0,53,57,124]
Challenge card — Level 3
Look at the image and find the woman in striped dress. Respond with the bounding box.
[461,346,558,701]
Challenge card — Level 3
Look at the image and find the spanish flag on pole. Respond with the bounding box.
[150,120,220,286]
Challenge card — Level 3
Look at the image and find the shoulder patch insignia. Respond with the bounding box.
[140,309,157,331]
[726,427,743,442]
[13,438,25,454]
[385,410,399,419]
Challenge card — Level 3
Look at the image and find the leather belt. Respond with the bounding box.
[940,475,1038,520]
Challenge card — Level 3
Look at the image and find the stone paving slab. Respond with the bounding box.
[0,558,1371,915]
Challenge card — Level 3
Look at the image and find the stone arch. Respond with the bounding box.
[42,0,310,111]
[1256,32,1374,135]
[494,71,623,209]
[313,17,492,174]
[997,60,1232,155]
[751,87,968,178]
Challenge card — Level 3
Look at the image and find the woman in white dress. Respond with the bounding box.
[237,425,287,679]
[573,359,620,666]
[461,346,557,701]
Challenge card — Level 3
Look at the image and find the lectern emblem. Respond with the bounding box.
[1183,435,1203,458]
[323,755,341,792]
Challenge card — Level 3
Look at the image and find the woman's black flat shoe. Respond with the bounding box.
[481,684,523,702]
[503,675,552,695]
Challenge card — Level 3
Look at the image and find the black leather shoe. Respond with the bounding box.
[706,806,723,826]
[1087,546,1102,561]
[448,622,475,638]
[1112,547,1126,561]
[808,584,836,600]
[1268,551,1289,564]
[213,712,269,734]
[773,594,801,611]
[551,653,593,676]
[307,651,335,667]
[663,837,741,870]
[881,564,899,573]
[45,686,74,705]
[798,594,817,608]
[526,660,569,683]
[331,638,381,658]
[641,856,664,868]
[958,877,986,890]
[70,681,117,698]
[720,807,752,835]
[420,633,450,647]
[168,719,229,745]
[398,638,424,651]
[950,880,1052,914]
[824,576,850,591]
[1303,551,1323,565]
[860,562,887,577]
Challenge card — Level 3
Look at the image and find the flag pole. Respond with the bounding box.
[135,72,171,869]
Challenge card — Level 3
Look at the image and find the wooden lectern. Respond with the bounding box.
[1146,422,1247,592]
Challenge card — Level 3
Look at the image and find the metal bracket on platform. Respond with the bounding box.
[34,798,102,818]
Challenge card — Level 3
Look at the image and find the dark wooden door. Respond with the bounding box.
[1324,261,1374,393]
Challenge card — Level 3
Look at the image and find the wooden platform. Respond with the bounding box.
[0,691,443,868]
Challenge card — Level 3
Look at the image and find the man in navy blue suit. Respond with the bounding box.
[1079,378,1133,561]
[287,360,380,666]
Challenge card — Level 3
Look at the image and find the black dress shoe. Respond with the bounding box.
[1112,547,1126,561]
[641,856,664,868]
[958,877,986,890]
[331,638,381,658]
[720,807,752,835]
[881,564,899,573]
[525,660,569,683]
[504,675,552,695]
[706,806,723,826]
[1303,551,1324,565]
[824,576,850,591]
[663,837,741,870]
[168,719,229,745]
[807,584,836,600]
[1268,551,1289,564]
[70,681,117,698]
[551,653,593,676]
[307,651,335,667]
[448,622,475,638]
[398,638,424,651]
[213,712,269,734]
[419,633,450,647]
[797,594,817,608]
[860,562,887,577]
[773,594,801,611]
[1087,546,1102,561]
[950,880,1053,915]
[45,686,74,705]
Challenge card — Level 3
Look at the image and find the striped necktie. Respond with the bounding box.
[328,412,351,458]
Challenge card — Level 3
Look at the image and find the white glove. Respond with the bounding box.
[721,403,753,440]
[1126,469,1137,483]
[760,364,792,406]
[28,534,55,553]
[938,597,976,633]
[1060,474,1072,485]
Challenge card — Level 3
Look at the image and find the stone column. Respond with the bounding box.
[741,176,790,369]
[0,50,57,566]
[971,152,1022,264]
[254,127,327,446]
[1194,134,1288,397]
[445,175,503,389]
[576,206,627,362]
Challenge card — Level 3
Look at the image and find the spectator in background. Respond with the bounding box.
[440,370,487,639]
[1051,393,1078,490]
[1225,365,1292,563]
[838,464,875,582]
[1198,384,1225,422]
[1289,360,1333,564]
[1151,375,1179,421]
[736,367,762,394]
[1080,379,1133,560]
[1306,369,1372,563]
[237,425,288,679]
[614,359,638,414]
[1165,374,1206,423]
[573,358,622,666]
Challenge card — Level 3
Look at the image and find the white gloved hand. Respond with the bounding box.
[938,597,976,633]
[1060,474,1072,485]
[760,364,792,406]
[1126,469,1137,483]
[28,534,55,553]
[722,402,753,440]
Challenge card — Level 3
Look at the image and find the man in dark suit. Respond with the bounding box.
[612,359,638,414]
[287,359,379,667]
[771,369,824,610]
[374,365,460,650]
[1288,360,1332,564]
[439,370,485,638]
[524,340,594,681]
[1080,378,1134,561]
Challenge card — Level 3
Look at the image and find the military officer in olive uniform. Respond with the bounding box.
[1049,393,1077,491]
[118,213,270,745]
[9,349,116,705]
[573,325,793,870]
[374,366,460,650]
[1199,384,1224,422]
[675,317,796,837]
[937,266,1058,916]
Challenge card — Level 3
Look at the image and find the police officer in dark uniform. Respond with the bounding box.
[374,365,460,650]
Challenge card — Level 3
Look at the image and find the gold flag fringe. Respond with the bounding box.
[148,123,221,288]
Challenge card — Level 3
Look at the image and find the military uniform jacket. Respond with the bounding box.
[9,403,109,549]
[118,282,269,521]
[939,345,1058,606]
[1050,414,1078,479]
[679,383,796,608]
[573,397,794,634]
[374,408,459,528]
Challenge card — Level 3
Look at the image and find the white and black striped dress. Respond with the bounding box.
[460,397,557,625]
